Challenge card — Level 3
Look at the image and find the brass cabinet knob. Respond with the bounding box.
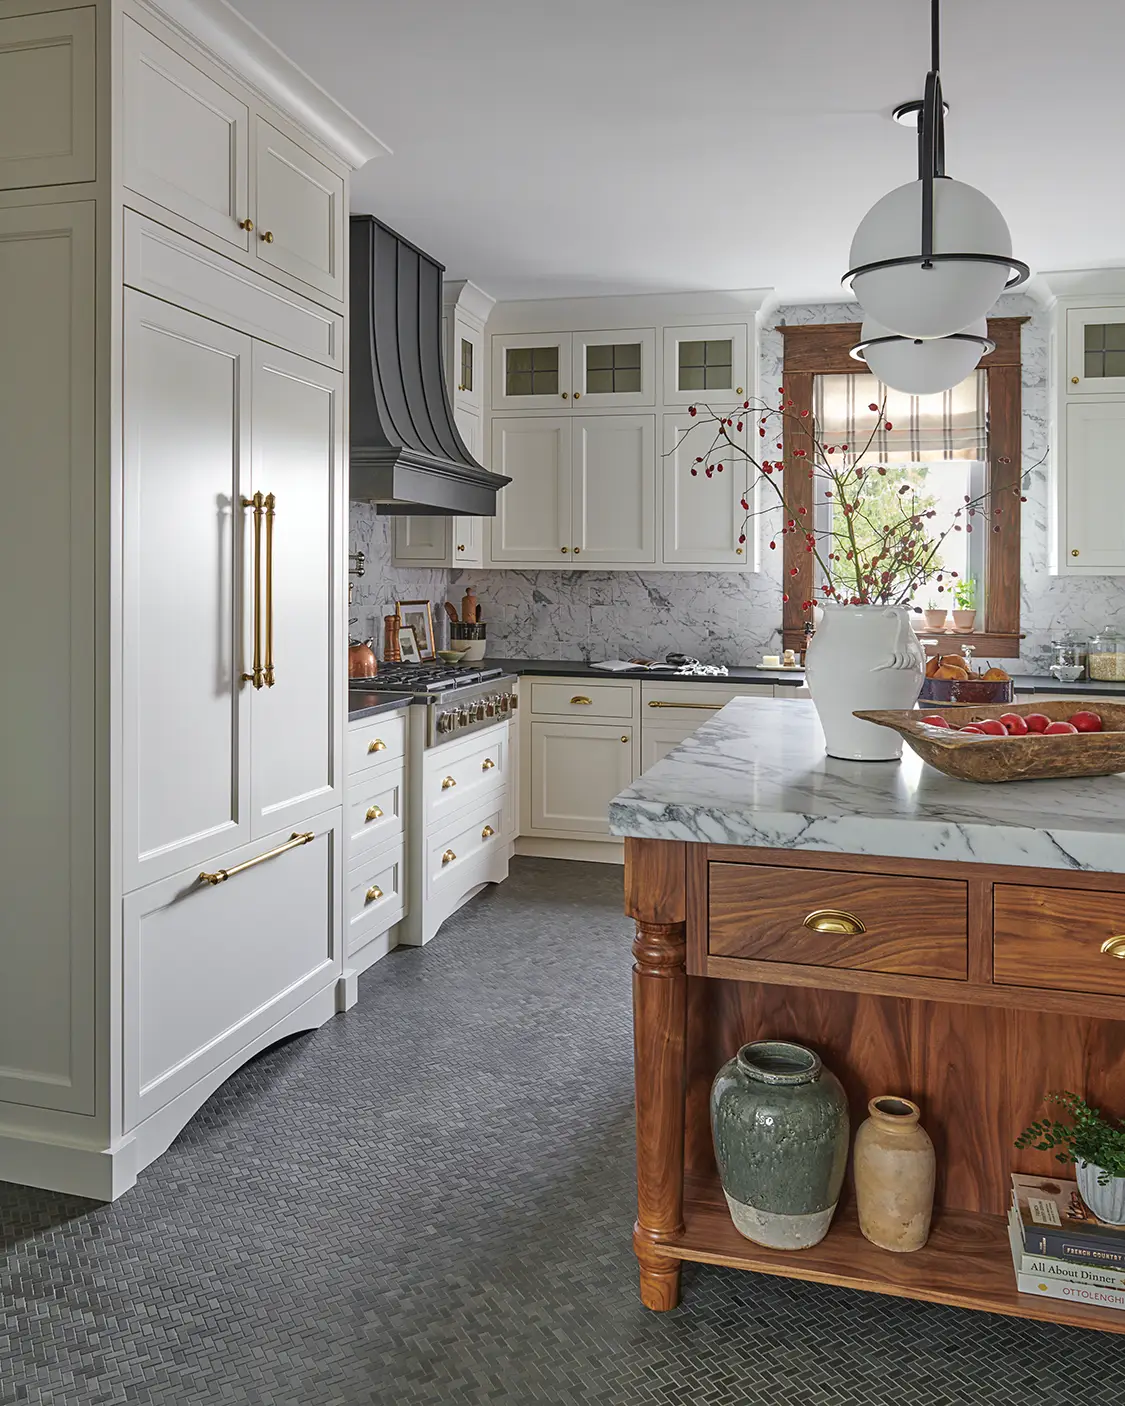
[481,825,495,840]
[441,848,457,866]
[260,230,275,243]
[736,386,744,395]
[482,757,496,771]
[441,775,457,789]
[560,546,570,553]
[561,391,568,399]
[1072,376,1080,384]
[368,739,387,753]
[571,695,593,705]
[573,391,581,400]
[457,544,465,552]
[239,218,254,231]
[736,547,744,555]
[364,805,384,822]
[1072,549,1080,558]
[365,885,384,904]
[573,546,581,555]
[803,908,866,936]
[621,735,629,743]
[1101,936,1125,960]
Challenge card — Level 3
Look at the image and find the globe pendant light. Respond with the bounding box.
[843,0,1028,339]
[850,316,994,395]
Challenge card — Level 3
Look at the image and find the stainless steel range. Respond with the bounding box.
[349,663,518,746]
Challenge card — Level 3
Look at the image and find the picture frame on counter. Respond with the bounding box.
[397,599,436,659]
[398,624,422,664]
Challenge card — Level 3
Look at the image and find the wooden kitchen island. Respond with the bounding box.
[610,697,1125,1334]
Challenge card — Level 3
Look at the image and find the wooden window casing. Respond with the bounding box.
[780,318,1028,658]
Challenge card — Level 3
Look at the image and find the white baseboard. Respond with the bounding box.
[514,836,624,865]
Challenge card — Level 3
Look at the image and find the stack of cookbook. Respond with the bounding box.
[1010,1172,1125,1310]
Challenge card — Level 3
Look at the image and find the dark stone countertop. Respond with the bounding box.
[347,691,415,722]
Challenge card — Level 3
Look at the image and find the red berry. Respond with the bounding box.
[1044,720,1079,735]
[1068,711,1103,732]
[1023,713,1051,734]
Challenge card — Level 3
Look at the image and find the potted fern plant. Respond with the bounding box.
[922,596,948,632]
[1016,1092,1125,1225]
[952,577,977,633]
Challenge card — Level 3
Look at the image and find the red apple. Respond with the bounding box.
[1023,713,1052,734]
[1068,711,1103,733]
[959,725,988,734]
[999,713,1029,735]
[920,714,951,728]
[977,719,1010,736]
[1044,720,1079,735]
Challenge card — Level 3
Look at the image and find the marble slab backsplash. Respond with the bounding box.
[351,296,1125,673]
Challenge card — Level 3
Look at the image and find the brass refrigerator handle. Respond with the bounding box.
[198,830,314,886]
[647,700,723,710]
[241,492,264,689]
[264,492,276,687]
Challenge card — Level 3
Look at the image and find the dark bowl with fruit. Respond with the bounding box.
[851,701,1125,782]
[919,655,1013,705]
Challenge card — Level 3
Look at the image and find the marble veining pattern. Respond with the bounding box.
[610,696,1125,873]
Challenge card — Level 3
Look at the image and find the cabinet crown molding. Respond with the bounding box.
[489,287,772,335]
[1038,267,1125,302]
[443,279,496,327]
[137,0,389,169]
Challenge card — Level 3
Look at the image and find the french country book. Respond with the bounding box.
[1008,1209,1125,1291]
[1011,1173,1125,1270]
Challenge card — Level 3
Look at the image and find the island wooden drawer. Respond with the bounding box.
[994,884,1125,997]
[708,862,968,979]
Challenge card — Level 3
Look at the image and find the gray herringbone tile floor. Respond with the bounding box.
[2,857,1122,1404]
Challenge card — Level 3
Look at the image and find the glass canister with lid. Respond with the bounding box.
[1088,627,1125,681]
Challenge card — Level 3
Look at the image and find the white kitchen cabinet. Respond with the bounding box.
[663,323,749,406]
[490,416,573,562]
[527,722,635,836]
[572,329,656,407]
[662,413,754,567]
[252,116,345,301]
[122,15,251,253]
[0,6,96,189]
[573,415,656,563]
[639,682,775,769]
[1066,305,1125,397]
[492,331,572,410]
[1062,400,1125,572]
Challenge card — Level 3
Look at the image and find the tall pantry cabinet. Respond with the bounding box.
[0,0,384,1199]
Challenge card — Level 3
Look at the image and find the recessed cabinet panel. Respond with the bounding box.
[122,291,253,890]
[572,328,655,406]
[1066,306,1125,395]
[490,417,572,562]
[0,7,96,190]
[492,332,571,410]
[122,17,249,251]
[1064,400,1125,572]
[528,722,635,835]
[663,323,748,405]
[393,515,451,565]
[573,414,655,563]
[253,117,344,301]
[662,414,754,567]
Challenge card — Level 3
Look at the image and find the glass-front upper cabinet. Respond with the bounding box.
[492,332,572,410]
[1067,306,1125,395]
[572,329,655,407]
[662,323,749,405]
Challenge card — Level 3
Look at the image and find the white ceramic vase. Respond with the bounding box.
[1077,1159,1125,1226]
[805,603,926,761]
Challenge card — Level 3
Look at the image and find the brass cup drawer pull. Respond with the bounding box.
[803,908,867,936]
[441,848,457,866]
[481,825,495,840]
[364,805,384,822]
[441,775,457,789]
[368,739,387,754]
[571,695,593,705]
[199,831,314,886]
[1101,936,1125,960]
[365,885,384,904]
[481,757,496,771]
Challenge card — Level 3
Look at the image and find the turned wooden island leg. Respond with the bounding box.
[626,839,688,1311]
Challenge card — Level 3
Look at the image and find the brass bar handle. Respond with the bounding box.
[648,700,723,710]
[365,885,384,904]
[240,492,264,689]
[441,775,457,790]
[365,805,384,822]
[368,739,387,754]
[199,830,314,886]
[264,492,276,686]
[481,825,495,840]
[441,848,457,866]
[1101,936,1125,960]
[481,758,496,771]
[803,908,867,936]
[571,695,593,705]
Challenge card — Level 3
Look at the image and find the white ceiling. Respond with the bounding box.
[226,0,1125,303]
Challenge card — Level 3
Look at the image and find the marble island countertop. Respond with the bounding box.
[609,696,1125,873]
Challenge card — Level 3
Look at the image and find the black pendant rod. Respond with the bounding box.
[917,0,945,268]
[931,0,940,71]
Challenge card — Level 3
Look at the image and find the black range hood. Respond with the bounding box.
[349,215,509,516]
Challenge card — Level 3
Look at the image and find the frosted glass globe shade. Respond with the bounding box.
[856,317,989,395]
[848,178,1013,339]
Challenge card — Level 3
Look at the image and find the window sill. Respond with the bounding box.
[782,630,1022,660]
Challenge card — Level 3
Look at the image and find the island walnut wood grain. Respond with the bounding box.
[625,836,1125,1331]
[708,862,968,979]
[994,882,1125,998]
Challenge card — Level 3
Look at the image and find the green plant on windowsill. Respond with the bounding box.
[953,577,977,611]
[1015,1091,1125,1183]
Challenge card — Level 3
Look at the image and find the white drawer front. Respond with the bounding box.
[528,679,636,720]
[346,837,405,956]
[347,711,407,778]
[124,815,339,1130]
[640,681,775,710]
[427,798,506,898]
[346,766,405,856]
[424,727,507,826]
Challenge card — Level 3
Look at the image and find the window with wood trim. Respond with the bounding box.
[780,319,1027,658]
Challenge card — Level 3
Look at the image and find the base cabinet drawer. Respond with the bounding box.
[425,726,507,827]
[346,837,405,957]
[529,679,636,720]
[123,815,340,1130]
[994,884,1125,997]
[708,862,968,979]
[347,712,407,777]
[428,797,506,897]
[346,766,404,856]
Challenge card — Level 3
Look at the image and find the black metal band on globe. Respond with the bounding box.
[848,330,996,365]
[842,251,1030,293]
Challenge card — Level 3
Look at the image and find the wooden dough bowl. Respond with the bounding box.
[853,700,1125,783]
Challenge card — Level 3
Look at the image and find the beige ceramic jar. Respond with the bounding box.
[853,1096,936,1253]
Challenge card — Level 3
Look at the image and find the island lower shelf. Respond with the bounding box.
[670,1174,1125,1334]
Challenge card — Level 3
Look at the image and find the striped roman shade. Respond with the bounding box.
[812,370,988,462]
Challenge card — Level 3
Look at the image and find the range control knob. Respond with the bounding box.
[437,712,455,734]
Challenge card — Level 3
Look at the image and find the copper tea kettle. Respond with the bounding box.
[348,638,378,679]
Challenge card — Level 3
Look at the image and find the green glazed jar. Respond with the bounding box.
[710,1040,849,1249]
